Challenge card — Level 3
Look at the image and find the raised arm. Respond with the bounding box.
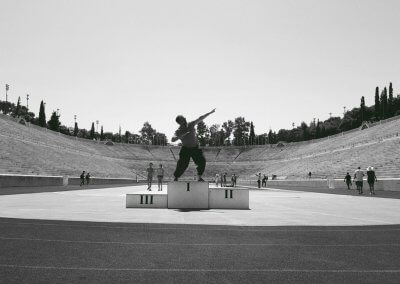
[193,109,216,125]
[171,131,190,142]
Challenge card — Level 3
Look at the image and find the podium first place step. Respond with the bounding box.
[126,182,250,209]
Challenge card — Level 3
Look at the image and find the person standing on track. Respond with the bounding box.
[172,109,216,182]
[80,171,86,186]
[366,166,377,195]
[147,163,154,190]
[354,167,364,195]
[157,164,164,191]
[256,173,261,188]
[344,172,352,190]
[215,173,220,187]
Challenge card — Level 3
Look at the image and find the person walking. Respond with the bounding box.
[223,173,227,187]
[157,164,164,191]
[344,172,352,190]
[262,175,268,187]
[172,109,215,181]
[366,167,377,195]
[354,167,364,195]
[147,163,154,191]
[85,172,91,186]
[80,171,86,186]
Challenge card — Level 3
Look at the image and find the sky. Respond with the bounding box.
[1,0,400,139]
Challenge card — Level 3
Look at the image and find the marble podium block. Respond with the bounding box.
[167,181,209,209]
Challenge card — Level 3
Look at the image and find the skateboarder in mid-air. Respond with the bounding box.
[172,109,216,181]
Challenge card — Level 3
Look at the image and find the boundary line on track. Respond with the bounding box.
[1,220,400,232]
[1,236,400,247]
[1,264,400,273]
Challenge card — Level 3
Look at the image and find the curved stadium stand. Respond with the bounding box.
[0,113,399,180]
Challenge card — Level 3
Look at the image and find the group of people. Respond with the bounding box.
[255,173,269,188]
[79,171,91,186]
[344,166,378,195]
[214,173,237,187]
[146,163,165,191]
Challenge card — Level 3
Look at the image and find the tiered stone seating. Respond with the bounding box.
[0,113,399,180]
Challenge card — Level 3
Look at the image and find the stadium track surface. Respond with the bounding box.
[1,218,400,283]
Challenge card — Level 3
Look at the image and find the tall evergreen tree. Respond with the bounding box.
[232,117,250,146]
[315,120,321,138]
[90,122,95,139]
[249,122,255,145]
[47,111,60,131]
[38,100,46,127]
[14,96,21,117]
[100,126,104,140]
[74,122,79,136]
[388,82,394,117]
[380,87,388,119]
[360,96,366,122]
[374,86,380,120]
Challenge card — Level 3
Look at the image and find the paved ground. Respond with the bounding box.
[0,218,400,283]
[0,183,140,196]
[0,185,400,226]
[1,184,400,283]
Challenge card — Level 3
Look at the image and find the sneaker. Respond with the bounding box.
[198,177,205,182]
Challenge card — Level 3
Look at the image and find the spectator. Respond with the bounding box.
[80,171,86,186]
[262,175,268,187]
[215,174,220,187]
[366,167,377,195]
[344,172,352,190]
[85,172,91,186]
[147,163,154,191]
[223,173,227,187]
[231,174,237,187]
[157,164,164,191]
[354,166,364,195]
[220,173,224,187]
[308,172,312,178]
[256,173,261,188]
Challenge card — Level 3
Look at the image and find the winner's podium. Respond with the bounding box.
[126,182,249,209]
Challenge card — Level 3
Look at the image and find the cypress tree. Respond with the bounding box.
[249,122,255,145]
[14,96,21,117]
[381,87,388,119]
[90,122,95,139]
[388,82,394,117]
[38,101,46,127]
[374,87,380,120]
[74,122,78,136]
[360,96,365,122]
[100,126,104,140]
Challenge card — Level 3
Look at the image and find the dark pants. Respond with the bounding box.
[174,146,206,178]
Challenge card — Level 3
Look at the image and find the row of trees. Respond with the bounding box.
[2,82,399,146]
[1,96,168,145]
[196,82,400,146]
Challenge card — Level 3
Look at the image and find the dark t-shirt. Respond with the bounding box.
[176,121,198,147]
[345,174,351,182]
[367,171,376,183]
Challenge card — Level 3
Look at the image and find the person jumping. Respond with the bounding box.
[172,109,216,182]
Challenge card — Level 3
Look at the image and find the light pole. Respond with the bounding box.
[56,108,59,116]
[26,94,29,111]
[343,106,346,117]
[329,112,332,119]
[292,122,295,129]
[74,115,77,123]
[96,120,99,133]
